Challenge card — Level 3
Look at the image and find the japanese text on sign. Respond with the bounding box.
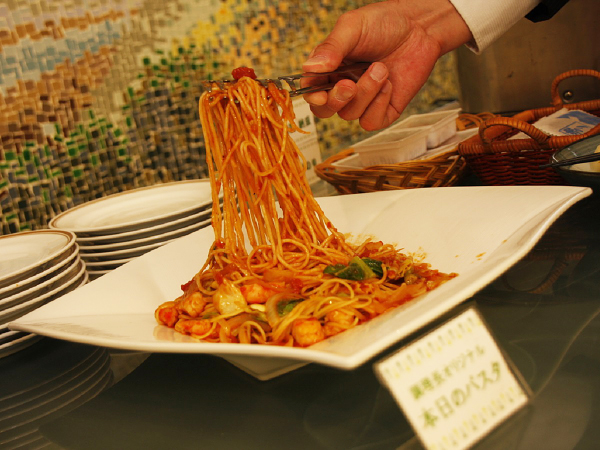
[375,308,529,450]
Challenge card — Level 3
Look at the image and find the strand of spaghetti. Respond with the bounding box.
[244,245,279,272]
[221,141,252,253]
[209,94,238,247]
[260,238,311,274]
[270,296,327,342]
[237,143,280,248]
[238,321,268,344]
[237,110,286,178]
[199,95,223,240]
[276,181,322,244]
[236,91,328,248]
[310,240,352,260]
[314,296,374,320]
[225,89,282,250]
[244,115,289,259]
[279,168,339,244]
[267,83,303,130]
[242,168,280,252]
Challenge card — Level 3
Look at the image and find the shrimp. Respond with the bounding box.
[291,318,325,347]
[324,310,356,337]
[174,318,216,339]
[155,301,179,327]
[240,283,280,304]
[178,292,207,318]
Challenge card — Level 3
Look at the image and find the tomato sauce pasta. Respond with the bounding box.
[154,73,457,347]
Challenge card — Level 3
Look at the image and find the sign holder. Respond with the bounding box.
[374,305,532,450]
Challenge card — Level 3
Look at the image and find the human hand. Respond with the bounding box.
[302,0,472,131]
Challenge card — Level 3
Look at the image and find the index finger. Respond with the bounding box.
[300,73,334,106]
[302,14,362,73]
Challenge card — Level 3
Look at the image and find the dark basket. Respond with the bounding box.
[458,69,600,186]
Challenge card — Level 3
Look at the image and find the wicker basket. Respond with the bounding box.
[458,69,600,186]
[314,113,490,195]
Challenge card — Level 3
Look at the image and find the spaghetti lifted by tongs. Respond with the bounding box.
[155,70,457,347]
[201,62,371,96]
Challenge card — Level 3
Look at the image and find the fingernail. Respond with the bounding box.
[381,80,392,94]
[369,63,388,83]
[304,55,328,67]
[335,87,354,102]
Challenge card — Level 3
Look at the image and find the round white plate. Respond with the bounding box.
[83,258,136,269]
[0,245,80,299]
[77,220,207,252]
[0,334,42,360]
[0,230,76,289]
[86,269,111,276]
[0,329,26,346]
[0,256,83,311]
[0,351,111,431]
[74,209,214,245]
[87,272,108,281]
[0,331,34,352]
[0,262,88,324]
[0,341,104,403]
[79,238,176,262]
[0,349,109,417]
[48,180,214,235]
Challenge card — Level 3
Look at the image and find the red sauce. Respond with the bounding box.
[180,279,194,292]
[289,278,303,293]
[232,67,257,80]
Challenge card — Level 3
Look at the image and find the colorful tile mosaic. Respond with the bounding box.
[0,0,459,235]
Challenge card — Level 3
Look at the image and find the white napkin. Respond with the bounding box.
[510,108,600,140]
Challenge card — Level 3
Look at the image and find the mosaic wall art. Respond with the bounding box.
[0,0,458,235]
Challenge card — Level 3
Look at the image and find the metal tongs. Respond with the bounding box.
[201,62,371,96]
[540,152,600,168]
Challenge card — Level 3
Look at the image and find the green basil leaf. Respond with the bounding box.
[324,264,346,275]
[362,258,383,277]
[324,257,384,281]
[334,263,366,281]
[277,298,304,316]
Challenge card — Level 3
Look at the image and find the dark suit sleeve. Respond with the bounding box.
[526,0,570,22]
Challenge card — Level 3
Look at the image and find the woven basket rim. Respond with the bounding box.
[458,69,600,156]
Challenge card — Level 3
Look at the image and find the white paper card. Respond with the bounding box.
[291,97,322,183]
[375,307,529,450]
[510,108,600,140]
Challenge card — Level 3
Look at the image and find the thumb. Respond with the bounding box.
[303,18,361,72]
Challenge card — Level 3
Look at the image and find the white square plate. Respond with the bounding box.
[9,186,591,379]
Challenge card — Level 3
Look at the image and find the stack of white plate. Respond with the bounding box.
[48,180,218,280]
[0,229,87,358]
[0,339,112,447]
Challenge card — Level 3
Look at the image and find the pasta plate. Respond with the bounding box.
[9,186,591,379]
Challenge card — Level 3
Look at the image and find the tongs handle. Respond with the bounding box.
[283,62,371,96]
[284,62,372,80]
[540,151,600,168]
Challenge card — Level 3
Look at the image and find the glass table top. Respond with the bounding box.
[2,189,600,449]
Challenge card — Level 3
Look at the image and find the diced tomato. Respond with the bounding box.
[217,264,239,283]
[232,67,257,80]
[214,271,224,284]
[289,278,303,294]
[181,279,194,292]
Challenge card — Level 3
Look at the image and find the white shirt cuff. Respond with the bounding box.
[449,0,540,53]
